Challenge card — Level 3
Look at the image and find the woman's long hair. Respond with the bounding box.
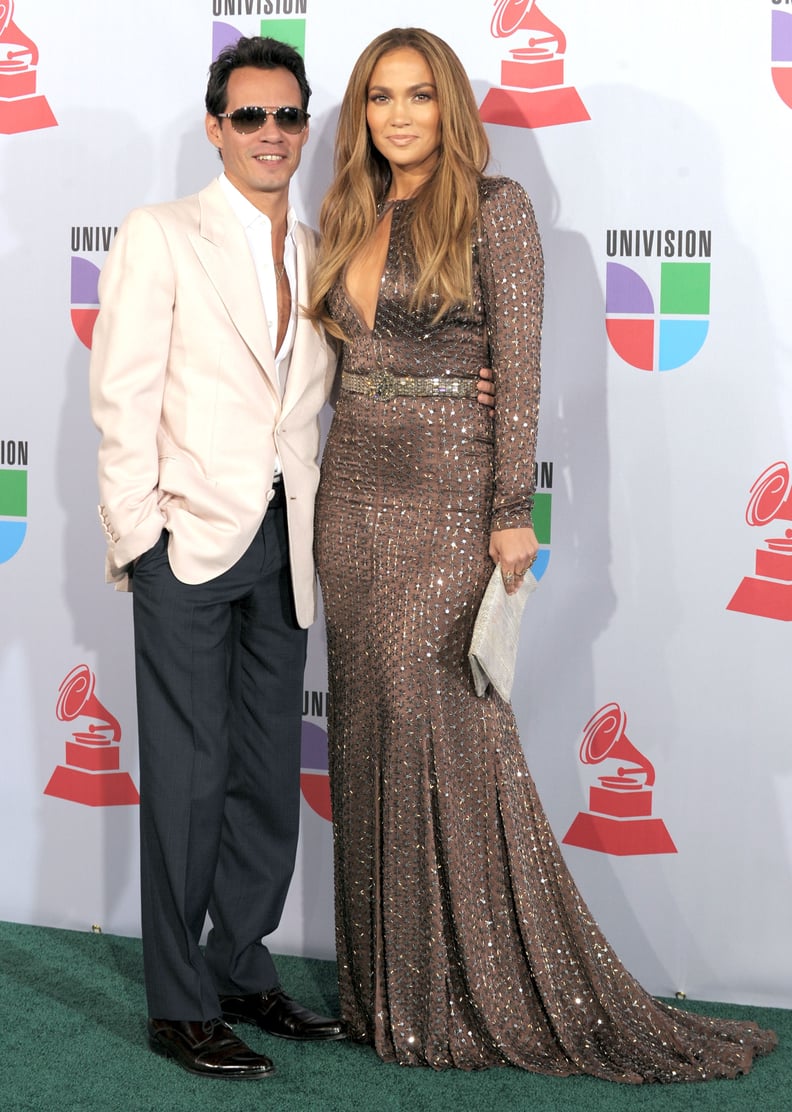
[309,28,491,338]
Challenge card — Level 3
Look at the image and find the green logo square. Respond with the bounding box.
[660,262,710,315]
[532,491,551,545]
[0,469,27,517]
[260,19,305,56]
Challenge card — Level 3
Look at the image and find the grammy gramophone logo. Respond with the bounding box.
[0,0,56,134]
[727,460,792,622]
[44,664,139,807]
[563,702,677,857]
[479,0,589,129]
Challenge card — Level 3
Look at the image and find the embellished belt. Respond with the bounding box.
[341,369,478,401]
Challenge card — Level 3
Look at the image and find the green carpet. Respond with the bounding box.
[0,920,787,1111]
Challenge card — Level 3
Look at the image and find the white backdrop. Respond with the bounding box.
[1,0,790,1010]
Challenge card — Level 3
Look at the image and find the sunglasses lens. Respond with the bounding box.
[226,107,307,134]
[230,107,267,133]
[274,107,306,133]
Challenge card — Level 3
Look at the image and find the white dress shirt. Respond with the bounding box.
[218,173,298,475]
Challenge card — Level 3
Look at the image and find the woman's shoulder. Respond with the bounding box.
[477,176,537,232]
[476,176,538,241]
[478,174,532,208]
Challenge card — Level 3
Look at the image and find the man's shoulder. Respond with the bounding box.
[295,219,319,239]
[293,219,320,252]
[126,190,202,227]
[119,180,222,234]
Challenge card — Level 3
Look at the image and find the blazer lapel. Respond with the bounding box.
[281,227,323,418]
[190,179,280,396]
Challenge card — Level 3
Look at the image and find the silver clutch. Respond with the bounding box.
[468,566,538,701]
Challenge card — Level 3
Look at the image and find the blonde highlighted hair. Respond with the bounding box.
[309,28,490,338]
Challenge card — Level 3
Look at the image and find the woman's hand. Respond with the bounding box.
[489,527,538,595]
[477,366,495,410]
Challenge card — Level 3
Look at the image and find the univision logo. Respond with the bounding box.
[70,225,117,350]
[531,460,553,581]
[212,4,307,60]
[70,257,101,350]
[605,228,711,372]
[772,4,792,109]
[301,689,330,822]
[0,439,27,564]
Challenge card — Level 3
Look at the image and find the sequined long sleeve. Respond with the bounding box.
[477,177,543,531]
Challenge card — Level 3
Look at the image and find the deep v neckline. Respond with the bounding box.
[342,199,407,334]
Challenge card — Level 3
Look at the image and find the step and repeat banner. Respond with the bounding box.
[1,1,790,1009]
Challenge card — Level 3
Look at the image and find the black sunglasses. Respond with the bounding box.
[216,105,310,135]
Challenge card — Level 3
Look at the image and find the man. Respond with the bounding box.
[89,37,342,1079]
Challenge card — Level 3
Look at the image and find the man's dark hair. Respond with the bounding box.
[205,36,312,115]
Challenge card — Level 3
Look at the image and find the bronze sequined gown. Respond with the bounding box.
[314,177,776,1081]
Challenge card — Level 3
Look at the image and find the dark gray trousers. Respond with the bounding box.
[131,487,306,1019]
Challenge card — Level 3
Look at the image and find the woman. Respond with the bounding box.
[311,28,775,1081]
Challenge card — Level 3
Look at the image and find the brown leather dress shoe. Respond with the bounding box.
[220,989,346,1041]
[147,1017,274,1078]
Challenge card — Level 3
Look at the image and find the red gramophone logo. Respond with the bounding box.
[0,1,56,134]
[727,461,792,621]
[563,702,677,856]
[479,0,589,129]
[44,664,139,807]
